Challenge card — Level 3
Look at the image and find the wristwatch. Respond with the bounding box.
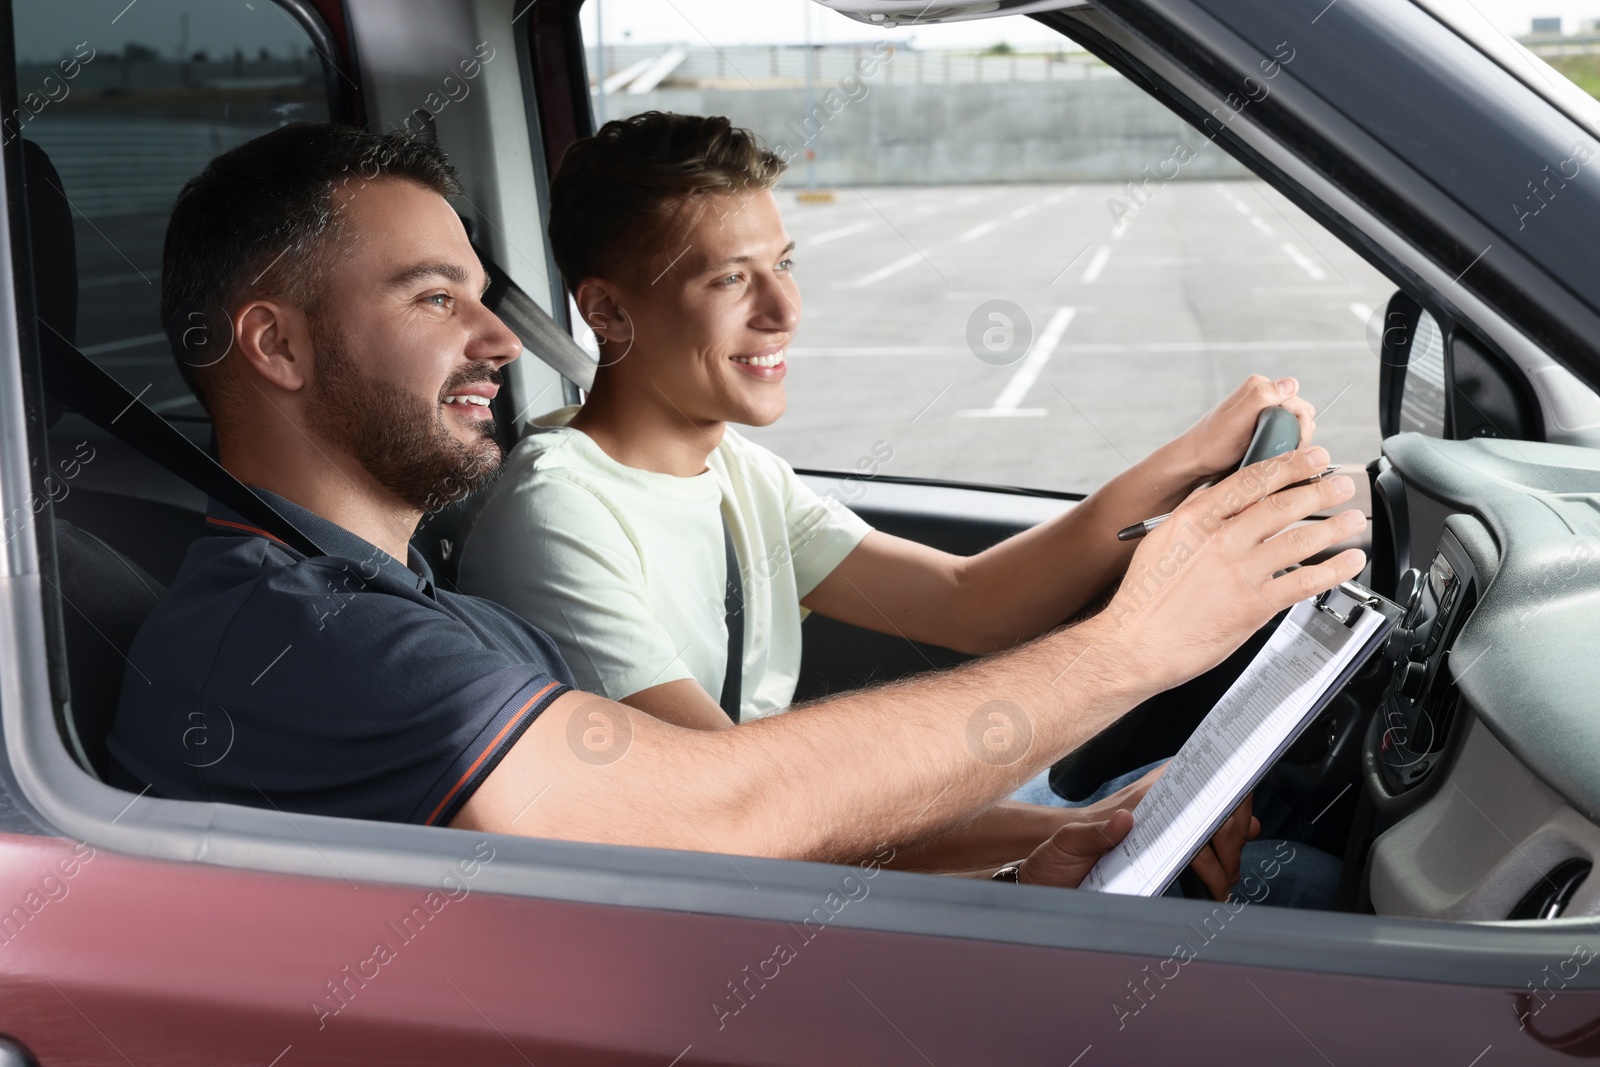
[991,864,1023,883]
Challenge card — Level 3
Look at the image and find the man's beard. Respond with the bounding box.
[304,319,504,513]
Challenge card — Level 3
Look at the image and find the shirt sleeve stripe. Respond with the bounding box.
[424,680,564,826]
[206,516,291,546]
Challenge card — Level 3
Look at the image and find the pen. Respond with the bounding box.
[1115,466,1343,542]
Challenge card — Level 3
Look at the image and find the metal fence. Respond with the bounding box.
[588,43,1114,92]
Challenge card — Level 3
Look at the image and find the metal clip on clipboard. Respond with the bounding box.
[1314,580,1388,627]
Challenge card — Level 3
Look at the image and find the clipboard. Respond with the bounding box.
[1080,579,1402,897]
[1299,580,1405,711]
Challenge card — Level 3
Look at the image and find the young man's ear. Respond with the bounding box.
[574,279,634,350]
[235,299,313,392]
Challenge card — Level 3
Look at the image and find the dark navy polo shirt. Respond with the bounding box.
[107,489,573,826]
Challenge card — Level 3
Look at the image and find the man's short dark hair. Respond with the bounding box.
[548,111,786,294]
[161,122,461,417]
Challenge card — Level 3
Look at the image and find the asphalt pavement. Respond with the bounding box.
[749,179,1392,496]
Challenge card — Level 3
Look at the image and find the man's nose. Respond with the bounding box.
[471,303,524,367]
[755,272,801,332]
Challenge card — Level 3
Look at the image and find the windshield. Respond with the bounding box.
[1196,0,1600,331]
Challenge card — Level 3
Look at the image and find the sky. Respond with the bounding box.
[581,0,1600,49]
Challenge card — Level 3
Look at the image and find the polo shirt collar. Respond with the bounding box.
[204,488,438,598]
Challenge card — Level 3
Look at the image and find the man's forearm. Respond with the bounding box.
[479,616,1150,864]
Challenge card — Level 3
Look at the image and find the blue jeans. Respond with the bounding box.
[1010,761,1163,808]
[1009,761,1342,909]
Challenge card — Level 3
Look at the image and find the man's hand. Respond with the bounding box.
[1016,808,1134,887]
[1074,764,1259,900]
[1098,444,1366,693]
[1188,794,1259,901]
[1174,374,1318,480]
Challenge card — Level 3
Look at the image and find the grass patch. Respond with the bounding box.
[1544,54,1600,98]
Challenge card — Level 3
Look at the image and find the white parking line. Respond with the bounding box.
[81,271,158,289]
[1215,184,1249,211]
[80,332,168,356]
[960,220,1001,242]
[958,306,1077,417]
[1010,200,1046,220]
[791,339,1366,357]
[790,347,971,357]
[807,220,874,246]
[1081,246,1113,284]
[1044,191,1073,206]
[852,250,934,287]
[1281,242,1328,280]
[1349,302,1373,323]
[1250,215,1275,237]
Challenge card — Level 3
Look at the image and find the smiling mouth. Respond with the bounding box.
[730,350,786,368]
[442,394,492,408]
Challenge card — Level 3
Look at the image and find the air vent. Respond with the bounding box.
[1509,858,1593,920]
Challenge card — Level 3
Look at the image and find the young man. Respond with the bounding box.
[107,123,1365,895]
[454,113,1341,901]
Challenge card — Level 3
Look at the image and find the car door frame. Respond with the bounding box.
[4,0,1600,1060]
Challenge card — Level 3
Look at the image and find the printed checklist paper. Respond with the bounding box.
[1082,587,1393,896]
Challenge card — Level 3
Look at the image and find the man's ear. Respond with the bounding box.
[573,279,634,349]
[235,299,313,392]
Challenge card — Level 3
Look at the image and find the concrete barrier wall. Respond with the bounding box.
[28,78,1250,219]
[619,81,1251,185]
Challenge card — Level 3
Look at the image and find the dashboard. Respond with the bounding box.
[1358,432,1600,921]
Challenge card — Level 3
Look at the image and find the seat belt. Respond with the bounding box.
[475,246,597,393]
[37,321,328,558]
[37,243,590,556]
[719,512,743,724]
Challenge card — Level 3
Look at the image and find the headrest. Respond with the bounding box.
[20,139,77,345]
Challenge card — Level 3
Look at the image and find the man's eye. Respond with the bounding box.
[777,258,795,272]
[717,273,743,287]
[424,293,452,308]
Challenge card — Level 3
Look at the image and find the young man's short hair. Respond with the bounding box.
[548,111,786,294]
[161,122,460,418]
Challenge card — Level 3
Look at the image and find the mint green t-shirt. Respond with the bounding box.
[457,407,872,720]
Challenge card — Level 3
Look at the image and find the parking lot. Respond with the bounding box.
[749,178,1394,495]
[73,176,1394,497]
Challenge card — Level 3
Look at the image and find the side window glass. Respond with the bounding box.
[579,2,1393,494]
[13,0,333,420]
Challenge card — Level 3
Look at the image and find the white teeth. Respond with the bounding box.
[732,351,786,368]
[443,394,491,407]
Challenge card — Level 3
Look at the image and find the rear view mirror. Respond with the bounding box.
[812,0,1087,27]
